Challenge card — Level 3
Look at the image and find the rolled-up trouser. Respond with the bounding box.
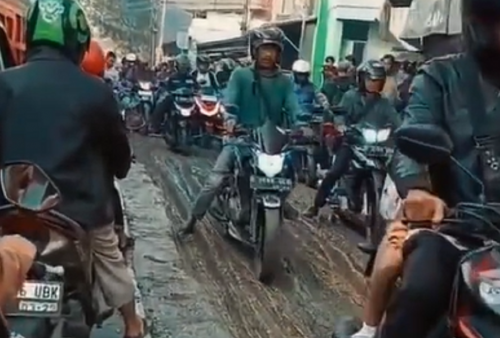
[314,144,352,207]
[89,224,135,312]
[191,146,236,219]
[378,231,463,338]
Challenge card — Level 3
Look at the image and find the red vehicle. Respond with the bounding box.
[0,0,26,66]
[195,93,225,147]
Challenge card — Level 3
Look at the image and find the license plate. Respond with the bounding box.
[5,281,63,317]
[138,90,152,96]
[250,176,292,191]
[364,145,393,156]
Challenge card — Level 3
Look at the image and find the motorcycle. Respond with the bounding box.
[165,87,197,151]
[325,124,393,252]
[136,81,155,123]
[195,89,224,149]
[294,105,337,187]
[334,124,500,338]
[119,89,146,134]
[1,162,108,338]
[209,117,298,283]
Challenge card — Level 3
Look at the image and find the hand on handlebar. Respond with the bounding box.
[403,189,447,224]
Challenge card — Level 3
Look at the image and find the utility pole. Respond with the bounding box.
[240,0,250,33]
[150,0,158,64]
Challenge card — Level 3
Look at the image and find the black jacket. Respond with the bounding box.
[0,48,131,230]
[392,53,500,205]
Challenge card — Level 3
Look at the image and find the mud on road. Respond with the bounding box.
[131,135,368,338]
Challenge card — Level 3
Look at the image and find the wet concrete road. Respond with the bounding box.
[124,134,369,338]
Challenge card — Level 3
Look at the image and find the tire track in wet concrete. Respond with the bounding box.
[132,135,366,338]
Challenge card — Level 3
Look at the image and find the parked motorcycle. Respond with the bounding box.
[325,124,393,252]
[166,87,197,151]
[195,89,224,149]
[209,116,298,283]
[1,162,107,338]
[334,124,500,338]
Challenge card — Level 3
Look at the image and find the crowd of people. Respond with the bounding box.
[1,0,500,337]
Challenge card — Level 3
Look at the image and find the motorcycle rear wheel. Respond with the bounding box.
[253,207,282,284]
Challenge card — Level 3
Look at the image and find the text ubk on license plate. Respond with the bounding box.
[18,281,61,301]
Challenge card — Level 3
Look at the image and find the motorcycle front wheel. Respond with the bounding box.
[253,206,282,284]
[362,171,385,252]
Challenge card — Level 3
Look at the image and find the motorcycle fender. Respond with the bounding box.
[260,194,281,208]
[8,317,53,338]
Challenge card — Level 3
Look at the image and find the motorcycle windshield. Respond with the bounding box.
[255,121,288,155]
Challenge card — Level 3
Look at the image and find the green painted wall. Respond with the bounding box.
[311,0,328,85]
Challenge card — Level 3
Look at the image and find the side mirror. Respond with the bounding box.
[395,124,452,164]
[1,162,61,212]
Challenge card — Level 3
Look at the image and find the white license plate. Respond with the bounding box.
[18,281,61,300]
[6,281,63,317]
[138,90,152,96]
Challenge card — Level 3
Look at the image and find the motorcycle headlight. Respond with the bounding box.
[478,280,500,309]
[139,82,151,90]
[256,151,285,177]
[361,128,391,144]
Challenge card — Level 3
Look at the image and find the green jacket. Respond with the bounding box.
[337,88,401,129]
[224,66,301,128]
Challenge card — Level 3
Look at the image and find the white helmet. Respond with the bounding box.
[292,59,311,73]
[125,53,137,62]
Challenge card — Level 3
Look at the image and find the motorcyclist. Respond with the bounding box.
[303,60,400,219]
[192,54,218,92]
[291,59,330,117]
[149,54,198,135]
[104,50,119,82]
[177,26,302,237]
[354,1,500,338]
[321,61,355,106]
[0,2,144,337]
[215,58,237,90]
[121,53,138,82]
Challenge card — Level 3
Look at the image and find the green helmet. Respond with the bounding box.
[25,0,91,63]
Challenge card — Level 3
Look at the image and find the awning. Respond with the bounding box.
[196,34,249,56]
[399,0,461,39]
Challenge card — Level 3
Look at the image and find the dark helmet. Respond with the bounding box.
[249,26,284,59]
[220,58,237,72]
[462,0,500,82]
[25,0,91,64]
[196,54,210,65]
[357,59,386,91]
[175,54,191,71]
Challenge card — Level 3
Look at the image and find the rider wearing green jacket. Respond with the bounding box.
[177,26,301,237]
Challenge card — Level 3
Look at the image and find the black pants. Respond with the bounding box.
[379,231,463,338]
[314,145,352,207]
[150,94,173,132]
